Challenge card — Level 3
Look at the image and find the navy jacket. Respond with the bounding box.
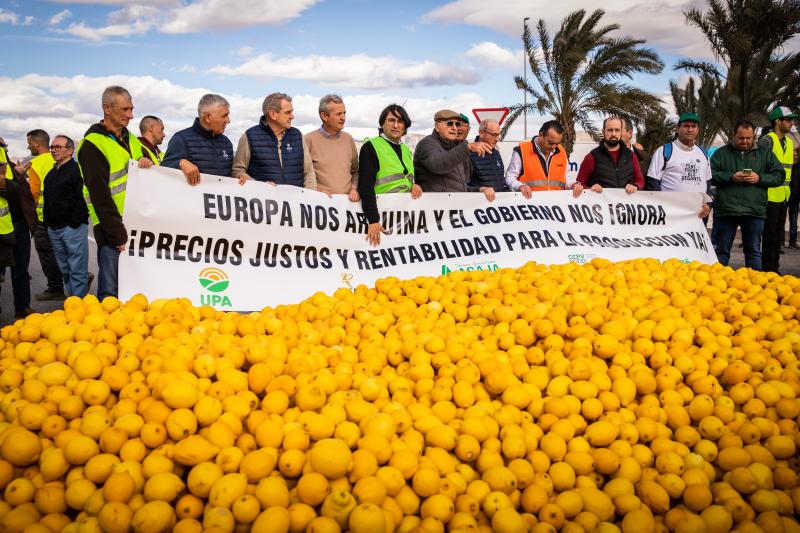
[245,118,304,185]
[162,118,233,177]
[469,136,507,191]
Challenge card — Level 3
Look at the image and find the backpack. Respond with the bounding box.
[661,142,708,170]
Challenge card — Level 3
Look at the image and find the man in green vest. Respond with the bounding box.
[759,106,797,273]
[23,129,65,301]
[78,85,153,300]
[357,104,422,246]
[138,115,165,165]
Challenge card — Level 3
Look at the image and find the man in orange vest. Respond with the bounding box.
[505,120,580,199]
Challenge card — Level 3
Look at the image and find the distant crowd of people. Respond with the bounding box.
[0,84,796,319]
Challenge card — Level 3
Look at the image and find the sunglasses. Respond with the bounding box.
[50,145,70,150]
[438,120,463,127]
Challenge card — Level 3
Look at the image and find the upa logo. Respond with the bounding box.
[198,267,232,307]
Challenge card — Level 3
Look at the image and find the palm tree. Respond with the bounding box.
[669,75,722,147]
[501,9,665,153]
[636,108,676,155]
[678,0,800,137]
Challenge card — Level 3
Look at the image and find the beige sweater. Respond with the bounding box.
[305,129,359,194]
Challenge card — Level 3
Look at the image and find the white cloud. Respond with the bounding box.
[0,73,491,157]
[161,0,320,33]
[22,16,34,26]
[64,19,154,41]
[465,41,522,70]
[48,9,72,26]
[237,46,255,57]
[0,8,19,25]
[59,0,321,41]
[211,53,481,89]
[423,0,717,58]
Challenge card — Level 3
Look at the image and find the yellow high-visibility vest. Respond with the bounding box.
[78,132,144,225]
[142,144,162,166]
[767,131,794,203]
[30,152,56,222]
[0,149,16,235]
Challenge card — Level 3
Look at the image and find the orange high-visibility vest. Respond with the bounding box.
[519,141,567,190]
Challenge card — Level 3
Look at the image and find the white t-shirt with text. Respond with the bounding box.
[647,141,711,193]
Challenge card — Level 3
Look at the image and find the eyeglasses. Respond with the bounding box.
[438,120,462,127]
[481,131,501,138]
[49,145,69,150]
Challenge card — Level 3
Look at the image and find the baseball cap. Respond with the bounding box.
[768,106,799,121]
[678,112,700,124]
[459,114,470,124]
[434,109,461,122]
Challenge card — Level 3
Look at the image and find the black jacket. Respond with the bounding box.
[43,159,89,229]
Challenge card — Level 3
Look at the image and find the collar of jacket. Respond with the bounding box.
[473,135,500,155]
[433,129,461,149]
[729,142,760,154]
[97,121,130,143]
[597,141,629,156]
[192,117,222,139]
[532,137,561,157]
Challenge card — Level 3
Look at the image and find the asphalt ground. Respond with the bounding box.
[2,229,800,327]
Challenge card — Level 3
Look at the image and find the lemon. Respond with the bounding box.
[0,427,42,467]
[348,503,385,533]
[308,439,352,480]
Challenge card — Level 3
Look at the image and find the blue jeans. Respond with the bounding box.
[97,244,120,300]
[48,224,89,297]
[11,219,31,311]
[714,216,765,270]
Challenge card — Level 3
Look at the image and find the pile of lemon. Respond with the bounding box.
[0,258,798,533]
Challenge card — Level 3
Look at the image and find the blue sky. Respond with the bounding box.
[0,0,743,155]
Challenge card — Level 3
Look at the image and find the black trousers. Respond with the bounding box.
[762,201,788,273]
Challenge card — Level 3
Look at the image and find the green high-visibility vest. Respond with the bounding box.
[30,152,56,222]
[367,136,414,194]
[0,149,16,235]
[767,131,793,203]
[142,144,162,166]
[78,131,144,226]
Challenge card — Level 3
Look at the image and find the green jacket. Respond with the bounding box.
[710,143,784,218]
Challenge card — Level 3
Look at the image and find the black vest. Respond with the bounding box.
[470,138,507,191]
[589,144,635,188]
[181,119,233,177]
[245,118,304,186]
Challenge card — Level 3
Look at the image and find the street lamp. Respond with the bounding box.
[523,17,530,140]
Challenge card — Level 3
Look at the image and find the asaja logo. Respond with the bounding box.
[198,267,232,307]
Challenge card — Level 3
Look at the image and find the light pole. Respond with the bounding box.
[523,17,530,140]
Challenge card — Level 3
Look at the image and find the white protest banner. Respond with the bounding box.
[120,165,717,311]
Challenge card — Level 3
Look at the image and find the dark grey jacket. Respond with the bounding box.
[413,130,477,192]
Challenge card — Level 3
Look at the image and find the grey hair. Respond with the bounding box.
[53,135,74,150]
[101,86,131,107]
[198,94,230,117]
[479,119,499,132]
[319,94,343,115]
[262,92,291,115]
